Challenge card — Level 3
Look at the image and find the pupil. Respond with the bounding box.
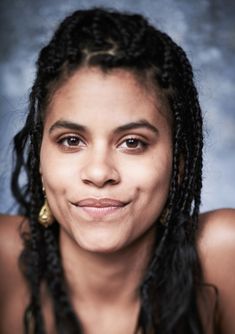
[127,139,138,148]
[68,137,79,145]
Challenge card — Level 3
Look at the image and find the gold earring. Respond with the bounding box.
[38,191,54,228]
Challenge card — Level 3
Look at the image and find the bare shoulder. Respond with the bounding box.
[0,214,26,258]
[0,213,26,230]
[0,214,27,291]
[198,208,235,247]
[197,208,235,334]
[198,208,235,261]
[0,215,30,333]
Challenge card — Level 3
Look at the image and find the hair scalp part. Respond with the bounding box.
[11,7,217,334]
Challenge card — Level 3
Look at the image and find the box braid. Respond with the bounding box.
[11,7,213,334]
[13,82,82,334]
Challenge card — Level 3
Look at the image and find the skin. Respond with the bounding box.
[0,68,235,334]
[40,68,173,254]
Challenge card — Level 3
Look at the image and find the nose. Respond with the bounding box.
[80,149,120,188]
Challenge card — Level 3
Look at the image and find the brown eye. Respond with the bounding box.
[126,138,141,148]
[119,137,149,152]
[58,136,85,147]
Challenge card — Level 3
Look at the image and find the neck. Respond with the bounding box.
[60,228,155,307]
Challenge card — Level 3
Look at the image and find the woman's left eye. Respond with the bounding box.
[119,138,148,151]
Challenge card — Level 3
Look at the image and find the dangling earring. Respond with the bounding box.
[38,188,54,227]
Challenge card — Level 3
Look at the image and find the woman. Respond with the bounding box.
[0,7,234,334]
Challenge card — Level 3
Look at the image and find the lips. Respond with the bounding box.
[75,198,127,208]
[71,198,128,219]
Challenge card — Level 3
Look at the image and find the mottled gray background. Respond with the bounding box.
[0,0,234,214]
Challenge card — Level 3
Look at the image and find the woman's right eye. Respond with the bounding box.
[57,135,86,151]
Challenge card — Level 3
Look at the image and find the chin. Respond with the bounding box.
[76,235,127,254]
[81,244,124,255]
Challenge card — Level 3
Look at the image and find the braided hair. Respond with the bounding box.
[12,7,211,334]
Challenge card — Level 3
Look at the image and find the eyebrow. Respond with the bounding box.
[49,119,158,135]
[49,120,88,134]
[114,120,158,135]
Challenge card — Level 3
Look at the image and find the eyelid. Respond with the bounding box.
[117,134,149,144]
[56,133,86,151]
[56,132,86,142]
[117,135,149,151]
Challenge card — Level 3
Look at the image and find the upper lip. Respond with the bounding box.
[74,198,127,208]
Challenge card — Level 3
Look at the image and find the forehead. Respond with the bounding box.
[45,67,171,128]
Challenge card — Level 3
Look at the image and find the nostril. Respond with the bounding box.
[82,177,119,187]
[80,161,121,187]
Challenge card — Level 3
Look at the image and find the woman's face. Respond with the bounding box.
[40,68,173,253]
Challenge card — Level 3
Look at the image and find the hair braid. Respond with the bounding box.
[21,141,45,333]
[12,83,46,332]
[139,100,187,331]
[163,36,203,219]
[136,29,205,332]
[43,225,82,334]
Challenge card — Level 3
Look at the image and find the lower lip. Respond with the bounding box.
[77,205,126,219]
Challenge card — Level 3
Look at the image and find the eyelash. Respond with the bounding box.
[56,135,149,153]
[57,136,85,151]
[58,136,84,146]
[119,137,149,152]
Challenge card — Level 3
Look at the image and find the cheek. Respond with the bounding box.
[40,144,74,227]
[126,150,172,226]
[40,142,76,193]
[124,150,172,196]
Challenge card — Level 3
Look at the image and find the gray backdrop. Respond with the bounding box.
[0,0,234,214]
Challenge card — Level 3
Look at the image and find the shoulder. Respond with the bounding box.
[198,208,235,260]
[198,208,235,250]
[0,214,26,258]
[0,215,30,333]
[197,208,235,334]
[0,213,26,230]
[0,215,27,292]
[197,208,235,287]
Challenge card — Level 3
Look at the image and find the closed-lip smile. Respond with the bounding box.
[71,198,129,219]
[74,198,127,208]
